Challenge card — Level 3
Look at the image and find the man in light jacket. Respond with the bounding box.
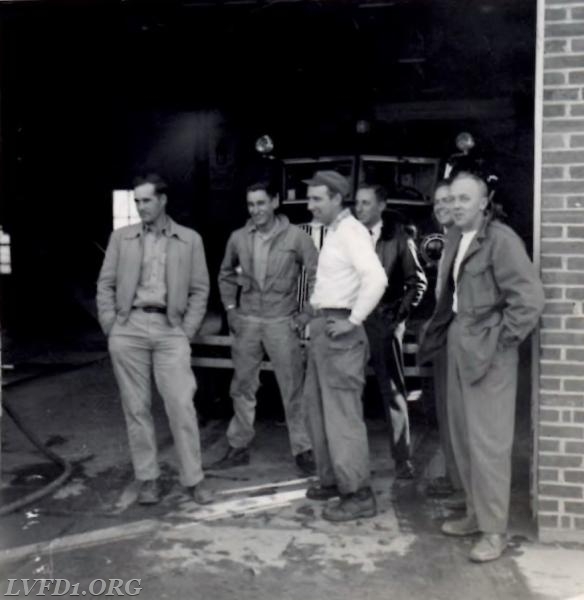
[420,169,544,562]
[97,173,212,506]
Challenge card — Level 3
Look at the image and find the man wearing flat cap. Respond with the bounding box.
[302,170,388,522]
[420,169,544,562]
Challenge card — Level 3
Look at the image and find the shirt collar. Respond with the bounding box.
[371,219,383,238]
[329,208,351,232]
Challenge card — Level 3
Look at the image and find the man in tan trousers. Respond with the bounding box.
[420,169,544,562]
[97,173,212,506]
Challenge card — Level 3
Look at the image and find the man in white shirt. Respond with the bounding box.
[302,170,388,522]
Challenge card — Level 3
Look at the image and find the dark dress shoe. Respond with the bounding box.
[322,487,377,522]
[137,479,161,505]
[395,460,415,480]
[306,484,340,501]
[187,482,214,505]
[295,450,316,476]
[208,446,250,470]
[426,476,456,498]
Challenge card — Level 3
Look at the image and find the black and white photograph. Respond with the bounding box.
[0,0,583,598]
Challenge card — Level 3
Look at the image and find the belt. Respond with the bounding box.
[133,306,167,314]
[314,308,351,318]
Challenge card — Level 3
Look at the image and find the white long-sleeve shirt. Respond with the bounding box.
[310,209,388,325]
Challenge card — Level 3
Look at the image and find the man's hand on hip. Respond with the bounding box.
[325,317,356,339]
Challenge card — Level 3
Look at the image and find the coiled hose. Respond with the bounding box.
[0,399,73,516]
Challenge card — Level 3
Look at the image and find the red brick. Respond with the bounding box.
[539,468,559,482]
[546,8,568,21]
[541,453,582,467]
[566,441,584,453]
[542,331,584,345]
[565,501,584,514]
[542,272,584,285]
[541,394,584,408]
[549,0,584,4]
[576,517,584,529]
[542,256,563,269]
[544,119,584,133]
[562,516,573,528]
[539,483,583,498]
[539,425,584,439]
[540,409,561,423]
[544,286,564,300]
[571,134,584,147]
[567,197,584,208]
[566,288,584,300]
[543,181,584,194]
[566,348,584,361]
[543,302,574,314]
[543,166,565,178]
[547,55,584,69]
[543,210,584,223]
[565,379,584,392]
[567,257,584,269]
[543,150,584,164]
[565,470,584,483]
[545,88,578,101]
[564,410,573,422]
[546,23,584,37]
[539,438,561,452]
[539,515,559,528]
[565,317,584,328]
[574,39,584,52]
[542,347,563,360]
[569,70,584,84]
[539,499,560,512]
[575,411,584,423]
[572,6,584,19]
[545,105,567,118]
[542,241,584,254]
[544,72,566,85]
[571,165,584,176]
[541,363,584,376]
[542,316,563,329]
[545,134,567,150]
[571,104,584,117]
[543,196,566,210]
[567,225,584,237]
[541,377,562,391]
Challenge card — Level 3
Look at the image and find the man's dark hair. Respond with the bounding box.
[246,180,278,198]
[358,183,388,204]
[132,173,168,196]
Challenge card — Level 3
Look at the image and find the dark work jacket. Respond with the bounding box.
[418,216,545,384]
[366,219,428,328]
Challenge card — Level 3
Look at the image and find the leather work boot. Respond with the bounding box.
[469,533,507,563]
[322,487,377,522]
[187,481,214,505]
[306,484,340,501]
[295,450,316,476]
[395,460,415,480]
[441,515,480,537]
[137,479,161,505]
[208,446,250,470]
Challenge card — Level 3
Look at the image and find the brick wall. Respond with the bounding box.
[538,0,584,542]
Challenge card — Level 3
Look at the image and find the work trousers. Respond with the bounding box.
[364,318,411,463]
[447,316,518,533]
[304,316,371,495]
[432,346,462,490]
[108,310,203,487]
[227,315,312,457]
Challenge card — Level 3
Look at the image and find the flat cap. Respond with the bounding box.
[303,170,350,197]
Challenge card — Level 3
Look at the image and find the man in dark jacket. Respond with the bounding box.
[419,170,544,563]
[355,184,428,479]
[213,181,318,475]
